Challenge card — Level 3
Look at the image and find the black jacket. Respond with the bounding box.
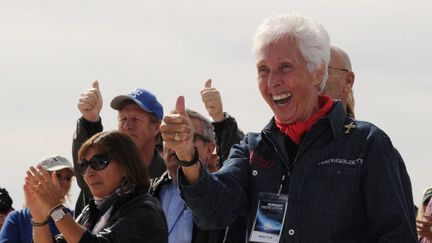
[57,191,168,243]
[212,113,244,165]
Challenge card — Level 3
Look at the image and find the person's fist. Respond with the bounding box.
[160,96,195,161]
[77,80,103,122]
[201,79,224,122]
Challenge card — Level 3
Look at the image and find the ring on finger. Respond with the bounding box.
[174,132,181,141]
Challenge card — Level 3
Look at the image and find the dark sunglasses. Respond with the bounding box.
[79,154,111,174]
[193,132,211,143]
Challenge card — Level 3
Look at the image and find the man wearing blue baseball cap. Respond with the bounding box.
[72,80,166,216]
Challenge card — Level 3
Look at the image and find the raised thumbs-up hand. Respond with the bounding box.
[77,80,103,122]
[201,79,224,122]
[160,96,195,162]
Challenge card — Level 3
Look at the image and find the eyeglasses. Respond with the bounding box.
[193,132,211,143]
[79,154,111,174]
[328,66,349,72]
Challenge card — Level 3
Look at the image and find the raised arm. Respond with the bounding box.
[200,79,244,163]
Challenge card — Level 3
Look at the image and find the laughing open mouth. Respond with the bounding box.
[272,92,292,105]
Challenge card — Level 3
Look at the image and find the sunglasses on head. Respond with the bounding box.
[79,153,111,174]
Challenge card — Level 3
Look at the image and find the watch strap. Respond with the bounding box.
[175,147,199,167]
[50,205,66,222]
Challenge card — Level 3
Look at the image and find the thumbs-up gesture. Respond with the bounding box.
[160,96,195,161]
[77,80,103,122]
[201,79,224,122]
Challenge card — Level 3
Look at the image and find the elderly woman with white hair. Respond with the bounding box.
[160,13,417,242]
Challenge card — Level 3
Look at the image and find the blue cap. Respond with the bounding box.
[110,88,164,121]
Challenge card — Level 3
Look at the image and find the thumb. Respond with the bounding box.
[204,78,212,89]
[92,80,99,90]
[176,96,186,115]
[92,80,103,102]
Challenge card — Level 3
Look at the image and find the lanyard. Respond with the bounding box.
[277,175,286,196]
[168,204,187,235]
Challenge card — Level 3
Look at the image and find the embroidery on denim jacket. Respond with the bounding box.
[250,151,275,169]
[317,158,363,166]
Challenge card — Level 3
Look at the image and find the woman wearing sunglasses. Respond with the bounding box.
[23,131,168,243]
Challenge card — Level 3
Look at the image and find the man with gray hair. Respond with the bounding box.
[151,108,224,243]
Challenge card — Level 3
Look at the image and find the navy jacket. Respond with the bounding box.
[179,102,417,242]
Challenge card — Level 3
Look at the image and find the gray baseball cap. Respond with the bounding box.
[38,155,73,173]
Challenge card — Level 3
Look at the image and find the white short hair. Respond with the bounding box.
[252,13,330,92]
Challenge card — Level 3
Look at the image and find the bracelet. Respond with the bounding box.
[48,203,64,217]
[31,219,48,227]
[175,147,199,167]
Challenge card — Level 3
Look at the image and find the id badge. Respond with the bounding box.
[249,192,288,243]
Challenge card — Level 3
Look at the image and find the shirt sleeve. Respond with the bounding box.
[212,113,245,164]
[0,210,21,242]
[72,117,103,192]
[178,140,251,230]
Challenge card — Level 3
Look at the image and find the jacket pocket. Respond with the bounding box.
[304,166,362,216]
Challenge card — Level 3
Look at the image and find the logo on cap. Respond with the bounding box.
[129,89,144,99]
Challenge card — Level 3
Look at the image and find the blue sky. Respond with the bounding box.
[1,0,431,209]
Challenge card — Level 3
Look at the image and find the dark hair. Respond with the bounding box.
[0,187,13,214]
[78,131,150,192]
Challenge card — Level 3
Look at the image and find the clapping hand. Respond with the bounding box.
[23,165,64,223]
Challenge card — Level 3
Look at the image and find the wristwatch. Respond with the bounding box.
[50,206,66,222]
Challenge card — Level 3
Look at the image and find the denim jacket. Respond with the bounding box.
[179,102,417,243]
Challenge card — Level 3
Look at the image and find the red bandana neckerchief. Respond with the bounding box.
[275,95,333,144]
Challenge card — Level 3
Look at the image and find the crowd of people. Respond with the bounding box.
[0,12,429,243]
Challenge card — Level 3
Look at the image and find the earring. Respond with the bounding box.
[119,176,135,194]
[120,176,129,192]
